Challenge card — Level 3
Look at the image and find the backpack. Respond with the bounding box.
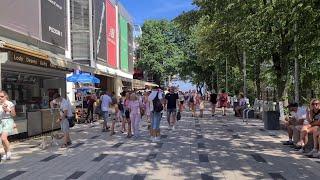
[118,99,124,111]
[189,96,194,103]
[153,92,163,112]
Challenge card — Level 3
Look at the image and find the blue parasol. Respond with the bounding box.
[67,73,100,84]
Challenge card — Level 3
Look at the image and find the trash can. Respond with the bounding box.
[263,111,280,130]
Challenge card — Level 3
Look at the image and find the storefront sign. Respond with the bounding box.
[10,51,69,71]
[106,0,117,68]
[41,0,66,49]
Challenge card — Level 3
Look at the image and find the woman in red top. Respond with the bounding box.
[219,89,228,116]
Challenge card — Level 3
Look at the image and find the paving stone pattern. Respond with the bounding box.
[1,106,320,179]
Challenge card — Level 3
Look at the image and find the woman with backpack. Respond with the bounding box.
[148,87,164,142]
[219,89,228,116]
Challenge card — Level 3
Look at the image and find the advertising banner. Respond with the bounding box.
[128,24,133,73]
[119,16,128,72]
[41,0,66,49]
[106,0,117,68]
[0,0,41,40]
[93,0,107,61]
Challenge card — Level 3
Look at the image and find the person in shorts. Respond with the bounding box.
[100,91,113,132]
[210,90,217,117]
[164,87,179,130]
[0,90,16,161]
[50,93,73,148]
[282,102,306,146]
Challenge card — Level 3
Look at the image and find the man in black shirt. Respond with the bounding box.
[165,87,179,130]
[210,90,218,117]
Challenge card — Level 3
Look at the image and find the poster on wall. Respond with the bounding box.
[41,0,66,49]
[106,0,117,68]
[128,24,134,73]
[93,0,107,61]
[120,15,128,72]
[0,0,41,40]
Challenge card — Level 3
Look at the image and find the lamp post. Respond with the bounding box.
[226,57,228,92]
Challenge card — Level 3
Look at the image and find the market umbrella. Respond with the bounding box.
[67,73,100,84]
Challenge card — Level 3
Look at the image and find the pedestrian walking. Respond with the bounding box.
[219,89,228,116]
[128,93,144,138]
[164,87,179,130]
[85,94,95,124]
[210,89,218,117]
[199,95,205,118]
[124,92,132,138]
[143,91,151,130]
[118,93,126,133]
[149,87,164,142]
[100,91,112,132]
[50,93,72,148]
[189,91,196,117]
[0,90,16,161]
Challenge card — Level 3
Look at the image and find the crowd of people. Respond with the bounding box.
[0,87,254,161]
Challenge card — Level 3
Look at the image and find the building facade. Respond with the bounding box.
[0,0,134,137]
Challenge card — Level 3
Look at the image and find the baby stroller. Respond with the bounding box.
[39,109,63,150]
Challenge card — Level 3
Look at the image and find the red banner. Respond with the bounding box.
[106,0,117,68]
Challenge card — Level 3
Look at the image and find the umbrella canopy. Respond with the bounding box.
[67,73,100,84]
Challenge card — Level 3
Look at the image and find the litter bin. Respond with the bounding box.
[263,111,280,130]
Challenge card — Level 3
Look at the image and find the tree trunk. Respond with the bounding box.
[254,58,262,99]
[272,52,288,101]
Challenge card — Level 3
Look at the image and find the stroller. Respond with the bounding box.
[39,109,63,150]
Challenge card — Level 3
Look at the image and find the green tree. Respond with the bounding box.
[137,20,184,85]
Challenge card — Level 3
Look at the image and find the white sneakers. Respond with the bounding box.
[151,136,161,143]
[172,126,176,131]
[1,152,11,161]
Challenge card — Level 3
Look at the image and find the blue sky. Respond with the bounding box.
[119,0,196,25]
[119,0,197,91]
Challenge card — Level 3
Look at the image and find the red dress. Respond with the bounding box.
[219,93,228,107]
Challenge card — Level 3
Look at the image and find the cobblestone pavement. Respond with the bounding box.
[1,107,320,180]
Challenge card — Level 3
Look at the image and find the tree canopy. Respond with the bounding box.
[137,0,320,103]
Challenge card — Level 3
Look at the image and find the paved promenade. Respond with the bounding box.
[1,107,320,180]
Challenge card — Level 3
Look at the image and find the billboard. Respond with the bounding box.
[93,0,107,61]
[0,0,41,40]
[128,24,134,73]
[41,0,66,48]
[119,16,128,71]
[106,0,117,68]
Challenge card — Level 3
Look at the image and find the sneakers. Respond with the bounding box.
[154,137,161,142]
[150,136,155,142]
[172,126,176,131]
[312,151,320,158]
[298,148,305,153]
[306,149,318,156]
[283,141,294,146]
[1,152,12,161]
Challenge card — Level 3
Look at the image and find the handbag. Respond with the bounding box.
[67,116,76,128]
[177,111,181,121]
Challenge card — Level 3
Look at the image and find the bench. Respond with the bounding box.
[243,99,263,123]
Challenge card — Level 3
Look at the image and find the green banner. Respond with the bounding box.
[119,15,128,71]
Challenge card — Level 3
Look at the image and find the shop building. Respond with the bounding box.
[69,0,134,97]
